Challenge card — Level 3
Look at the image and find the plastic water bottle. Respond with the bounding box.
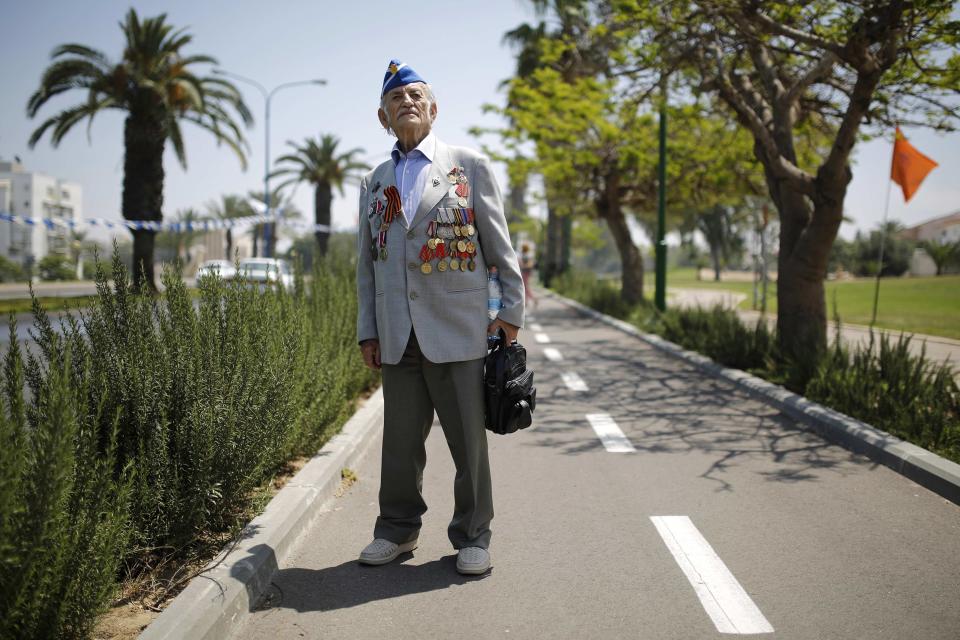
[487,266,503,347]
[487,267,503,321]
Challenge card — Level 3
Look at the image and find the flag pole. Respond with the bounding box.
[870,132,896,327]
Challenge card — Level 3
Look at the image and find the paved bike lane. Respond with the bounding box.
[232,295,960,640]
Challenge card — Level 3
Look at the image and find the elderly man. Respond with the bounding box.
[356,59,524,575]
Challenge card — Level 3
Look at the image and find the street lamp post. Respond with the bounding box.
[213,69,326,258]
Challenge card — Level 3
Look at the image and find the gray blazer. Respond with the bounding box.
[356,138,524,365]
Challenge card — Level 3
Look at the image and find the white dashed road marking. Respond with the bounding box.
[585,413,635,453]
[530,323,544,332]
[650,516,774,635]
[535,333,551,344]
[543,347,563,362]
[560,372,588,392]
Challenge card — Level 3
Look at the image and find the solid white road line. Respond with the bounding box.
[560,371,588,392]
[585,414,635,453]
[543,347,563,362]
[535,333,551,344]
[650,516,774,635]
[530,322,544,332]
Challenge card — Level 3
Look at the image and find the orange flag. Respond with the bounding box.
[891,126,938,202]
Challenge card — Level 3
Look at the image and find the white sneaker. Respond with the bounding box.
[456,546,491,575]
[358,538,418,565]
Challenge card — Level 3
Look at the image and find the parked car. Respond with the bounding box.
[195,259,236,280]
[236,258,294,290]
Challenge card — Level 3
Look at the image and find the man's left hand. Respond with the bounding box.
[488,318,520,344]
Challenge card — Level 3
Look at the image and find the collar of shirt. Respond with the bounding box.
[391,131,436,165]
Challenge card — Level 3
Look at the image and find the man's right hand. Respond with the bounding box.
[360,339,382,370]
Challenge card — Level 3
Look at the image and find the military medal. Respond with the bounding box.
[421,263,432,274]
[372,186,403,261]
[450,258,460,271]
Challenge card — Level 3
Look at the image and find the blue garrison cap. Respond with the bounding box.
[381,59,426,97]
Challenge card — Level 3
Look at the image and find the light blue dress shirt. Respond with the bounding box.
[391,132,436,226]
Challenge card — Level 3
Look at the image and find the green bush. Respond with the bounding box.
[658,306,775,373]
[807,329,960,461]
[0,255,25,282]
[0,244,376,638]
[37,254,74,281]
[0,325,132,640]
[552,270,635,319]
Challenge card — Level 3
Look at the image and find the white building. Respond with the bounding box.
[900,210,960,276]
[0,159,83,268]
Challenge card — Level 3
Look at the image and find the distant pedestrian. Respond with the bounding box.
[519,242,537,309]
[355,59,525,575]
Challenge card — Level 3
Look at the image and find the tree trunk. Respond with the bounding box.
[597,168,643,305]
[122,102,165,293]
[225,228,233,261]
[774,179,846,381]
[252,226,259,258]
[710,244,722,281]
[541,204,562,287]
[314,182,332,258]
[506,179,527,225]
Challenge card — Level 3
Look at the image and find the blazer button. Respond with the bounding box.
[406,230,415,239]
[408,262,418,270]
[409,291,418,300]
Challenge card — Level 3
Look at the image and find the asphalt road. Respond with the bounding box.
[230,295,960,640]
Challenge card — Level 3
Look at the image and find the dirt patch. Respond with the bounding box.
[92,604,157,640]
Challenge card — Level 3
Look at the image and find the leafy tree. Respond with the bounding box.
[270,134,369,258]
[155,208,205,265]
[920,238,960,276]
[27,8,252,292]
[694,204,748,280]
[615,0,960,371]
[0,256,25,283]
[37,254,74,281]
[206,194,255,261]
[247,189,302,258]
[853,221,913,277]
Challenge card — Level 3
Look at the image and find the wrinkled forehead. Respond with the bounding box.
[383,82,429,100]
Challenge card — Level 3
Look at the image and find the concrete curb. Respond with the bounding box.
[139,386,385,640]
[547,291,960,506]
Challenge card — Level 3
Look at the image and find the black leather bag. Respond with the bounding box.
[484,329,537,435]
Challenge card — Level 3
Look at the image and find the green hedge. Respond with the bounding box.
[552,270,960,465]
[0,247,376,639]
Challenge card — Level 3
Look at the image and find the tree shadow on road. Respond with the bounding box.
[526,309,878,493]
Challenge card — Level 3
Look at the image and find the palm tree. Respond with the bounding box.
[920,239,960,276]
[27,8,252,292]
[270,134,369,257]
[154,207,206,266]
[247,189,302,258]
[207,194,255,261]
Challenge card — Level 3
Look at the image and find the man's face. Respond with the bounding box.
[378,82,437,137]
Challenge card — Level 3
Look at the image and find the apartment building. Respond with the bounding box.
[0,159,83,267]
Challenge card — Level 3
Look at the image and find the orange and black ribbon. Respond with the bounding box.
[384,186,402,223]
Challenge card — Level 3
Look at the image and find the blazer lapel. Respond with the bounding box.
[409,140,452,230]
[369,157,402,226]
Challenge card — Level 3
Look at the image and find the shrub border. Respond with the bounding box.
[548,291,960,506]
[139,386,385,640]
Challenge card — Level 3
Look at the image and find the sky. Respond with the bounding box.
[1,0,957,249]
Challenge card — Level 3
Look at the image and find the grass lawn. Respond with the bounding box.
[0,295,100,316]
[645,268,960,340]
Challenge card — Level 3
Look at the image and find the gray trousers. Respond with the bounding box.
[375,330,493,549]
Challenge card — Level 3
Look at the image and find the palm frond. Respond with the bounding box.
[181,115,247,170]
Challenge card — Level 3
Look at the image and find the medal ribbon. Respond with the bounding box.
[384,186,402,223]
